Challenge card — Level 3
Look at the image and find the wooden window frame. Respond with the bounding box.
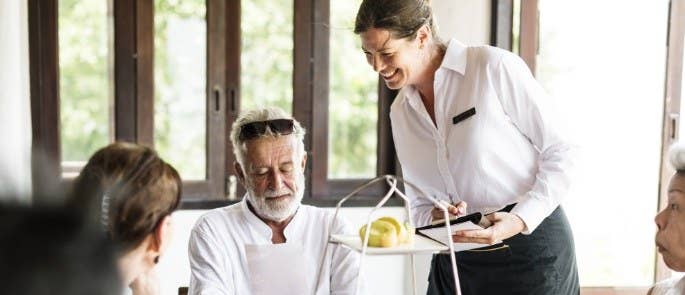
[29,0,227,205]
[28,0,61,201]
[293,0,398,202]
[29,0,396,207]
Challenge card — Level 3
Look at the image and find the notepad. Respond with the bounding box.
[415,212,502,252]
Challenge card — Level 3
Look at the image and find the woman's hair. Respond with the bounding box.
[69,142,182,253]
[354,0,439,40]
[670,142,685,173]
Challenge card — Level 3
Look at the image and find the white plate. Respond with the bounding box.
[329,234,449,255]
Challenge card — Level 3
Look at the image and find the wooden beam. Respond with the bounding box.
[205,0,227,200]
[113,0,153,146]
[491,0,513,51]
[28,0,62,199]
[293,0,329,198]
[519,0,538,74]
[224,0,243,200]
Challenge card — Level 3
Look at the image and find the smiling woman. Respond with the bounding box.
[353,0,579,294]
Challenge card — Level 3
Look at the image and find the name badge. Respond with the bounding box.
[452,107,476,125]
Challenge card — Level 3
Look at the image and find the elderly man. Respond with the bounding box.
[651,143,685,294]
[188,107,362,295]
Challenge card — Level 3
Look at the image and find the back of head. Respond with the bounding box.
[0,205,121,295]
[68,142,182,253]
[354,0,438,40]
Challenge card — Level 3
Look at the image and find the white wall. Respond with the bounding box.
[433,0,491,45]
[0,0,32,202]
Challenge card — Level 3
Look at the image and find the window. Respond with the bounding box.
[58,0,111,178]
[154,0,207,180]
[328,0,379,179]
[31,0,397,204]
[240,0,293,112]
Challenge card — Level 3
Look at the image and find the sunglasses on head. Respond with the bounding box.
[238,119,295,141]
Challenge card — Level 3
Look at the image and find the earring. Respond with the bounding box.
[154,256,159,264]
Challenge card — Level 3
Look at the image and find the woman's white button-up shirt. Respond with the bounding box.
[391,39,576,234]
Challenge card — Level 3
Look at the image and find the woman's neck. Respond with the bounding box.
[414,43,446,124]
[118,245,147,286]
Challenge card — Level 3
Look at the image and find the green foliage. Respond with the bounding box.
[58,0,109,162]
[153,0,206,180]
[240,0,293,112]
[328,0,378,178]
[59,0,378,180]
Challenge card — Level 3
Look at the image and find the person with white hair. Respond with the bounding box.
[651,143,685,295]
[187,107,363,295]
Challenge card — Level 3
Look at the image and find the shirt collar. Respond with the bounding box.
[439,38,468,75]
[240,196,304,242]
[404,39,468,111]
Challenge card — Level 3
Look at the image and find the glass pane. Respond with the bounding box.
[58,0,111,177]
[512,0,520,54]
[241,0,293,112]
[328,0,378,179]
[538,0,668,286]
[154,0,206,180]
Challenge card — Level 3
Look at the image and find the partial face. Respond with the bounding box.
[655,173,685,271]
[238,136,306,222]
[360,28,423,89]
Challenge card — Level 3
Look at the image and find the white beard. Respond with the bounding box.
[246,170,305,222]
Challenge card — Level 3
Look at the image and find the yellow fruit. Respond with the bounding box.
[359,220,398,247]
[378,216,409,243]
[359,216,415,248]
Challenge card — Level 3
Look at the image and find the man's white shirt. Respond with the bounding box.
[391,39,576,233]
[188,199,363,294]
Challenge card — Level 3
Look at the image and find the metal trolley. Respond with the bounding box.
[316,175,462,295]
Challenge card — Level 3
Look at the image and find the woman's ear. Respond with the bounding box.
[416,24,431,49]
[149,215,173,258]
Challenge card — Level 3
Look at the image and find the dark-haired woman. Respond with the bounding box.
[69,142,182,295]
[354,0,579,294]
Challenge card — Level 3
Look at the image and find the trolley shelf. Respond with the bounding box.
[329,234,448,255]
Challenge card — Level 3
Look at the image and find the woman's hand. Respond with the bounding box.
[452,212,525,244]
[431,201,467,222]
[130,268,160,295]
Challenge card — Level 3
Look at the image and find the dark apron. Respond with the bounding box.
[427,205,579,295]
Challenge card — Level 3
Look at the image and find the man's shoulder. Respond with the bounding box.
[192,202,244,234]
[298,204,334,220]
